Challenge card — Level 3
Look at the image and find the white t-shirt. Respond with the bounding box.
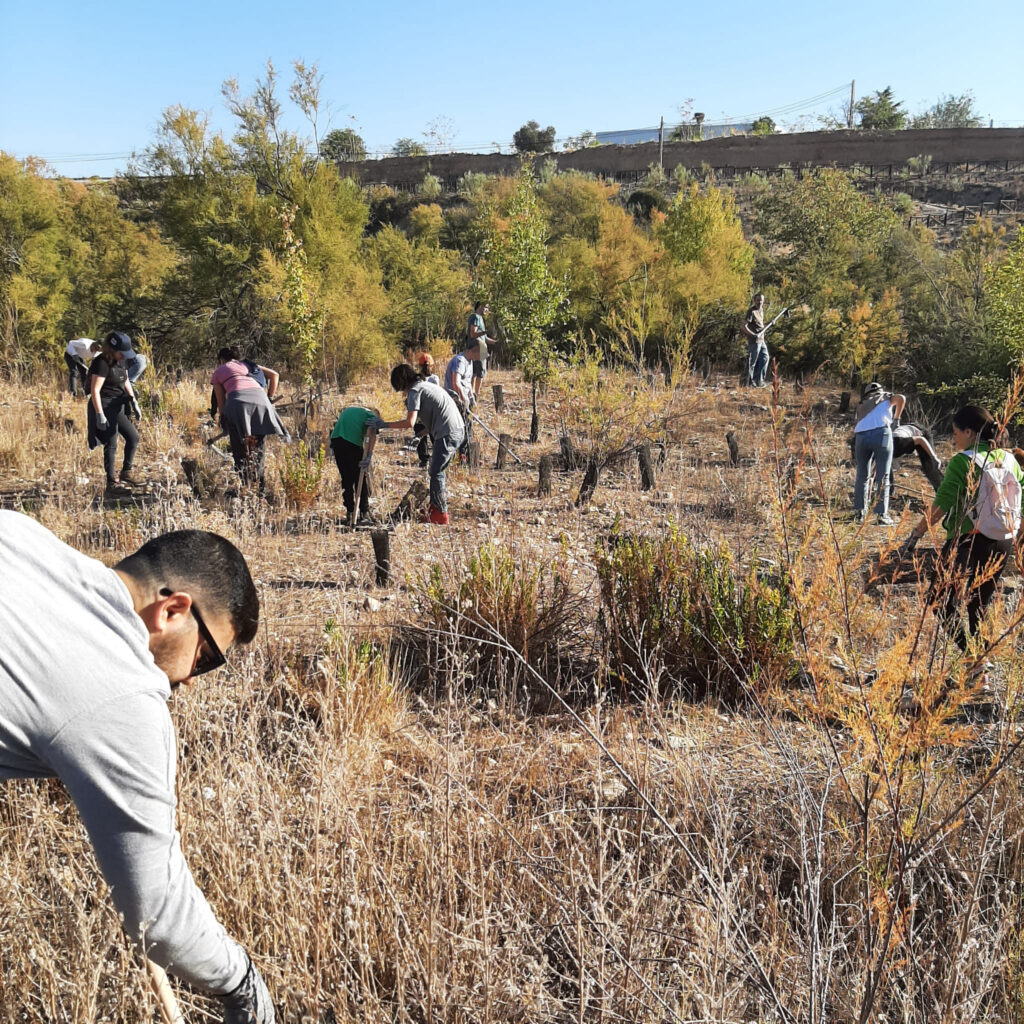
[855,398,894,433]
[0,512,248,994]
[66,337,94,361]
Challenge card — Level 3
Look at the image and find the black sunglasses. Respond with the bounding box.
[160,588,227,676]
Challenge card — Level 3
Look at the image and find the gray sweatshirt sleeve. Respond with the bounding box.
[46,691,249,993]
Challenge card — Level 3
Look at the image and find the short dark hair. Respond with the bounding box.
[953,405,998,442]
[116,531,259,644]
[391,363,419,392]
[217,346,241,363]
[474,301,486,311]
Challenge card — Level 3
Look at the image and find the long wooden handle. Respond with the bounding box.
[146,959,185,1024]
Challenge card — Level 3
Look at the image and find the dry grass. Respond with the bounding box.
[3,367,1024,1022]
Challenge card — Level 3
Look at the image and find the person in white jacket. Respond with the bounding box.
[0,512,276,1023]
[853,382,906,525]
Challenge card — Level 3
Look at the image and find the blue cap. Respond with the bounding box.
[104,331,132,353]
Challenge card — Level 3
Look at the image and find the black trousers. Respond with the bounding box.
[65,353,89,395]
[88,400,138,483]
[331,437,370,518]
[931,532,1014,651]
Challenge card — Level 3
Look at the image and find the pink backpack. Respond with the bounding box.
[961,448,1022,540]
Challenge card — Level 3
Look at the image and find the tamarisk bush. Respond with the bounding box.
[596,522,797,703]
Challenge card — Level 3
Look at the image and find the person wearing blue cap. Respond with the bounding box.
[87,332,144,490]
[105,330,148,383]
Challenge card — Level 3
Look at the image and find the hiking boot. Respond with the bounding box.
[118,472,138,487]
[355,513,376,528]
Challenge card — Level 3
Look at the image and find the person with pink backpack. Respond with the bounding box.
[899,405,1023,662]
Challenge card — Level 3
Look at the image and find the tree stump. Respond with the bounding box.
[538,455,553,496]
[726,431,740,467]
[839,391,851,414]
[559,434,579,470]
[392,479,429,522]
[181,457,202,497]
[492,384,505,412]
[638,445,657,490]
[576,459,601,507]
[370,529,391,587]
[529,412,539,443]
[467,441,481,470]
[496,433,513,470]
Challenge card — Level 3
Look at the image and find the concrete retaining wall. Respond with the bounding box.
[337,128,1024,188]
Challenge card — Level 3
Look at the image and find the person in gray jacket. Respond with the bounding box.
[375,363,465,524]
[0,511,276,1024]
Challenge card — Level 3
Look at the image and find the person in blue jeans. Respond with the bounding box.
[853,382,906,525]
[742,293,770,387]
[375,363,465,525]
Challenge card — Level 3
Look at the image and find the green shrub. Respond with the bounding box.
[278,439,325,509]
[596,523,795,704]
[406,541,593,705]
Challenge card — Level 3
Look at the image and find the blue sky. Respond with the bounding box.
[2,0,1021,178]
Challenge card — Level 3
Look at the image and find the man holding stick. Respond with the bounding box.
[466,301,492,400]
[0,512,276,1023]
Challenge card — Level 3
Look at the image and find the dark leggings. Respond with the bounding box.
[96,407,138,482]
[931,533,1014,650]
[331,437,370,518]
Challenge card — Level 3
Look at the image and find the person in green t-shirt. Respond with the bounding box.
[330,405,379,524]
[900,405,1023,655]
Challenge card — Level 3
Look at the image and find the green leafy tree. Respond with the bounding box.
[0,154,174,373]
[512,121,556,154]
[370,224,469,343]
[562,130,598,150]
[485,168,565,433]
[985,229,1024,369]
[751,116,778,136]
[753,167,903,376]
[321,127,366,163]
[654,183,753,367]
[392,138,427,158]
[911,92,984,129]
[855,87,906,130]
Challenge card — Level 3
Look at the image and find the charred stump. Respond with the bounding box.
[575,459,601,507]
[638,445,657,490]
[538,455,553,496]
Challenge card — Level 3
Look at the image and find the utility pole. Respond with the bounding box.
[658,116,664,170]
[848,80,855,129]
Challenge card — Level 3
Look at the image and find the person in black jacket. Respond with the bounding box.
[87,332,142,490]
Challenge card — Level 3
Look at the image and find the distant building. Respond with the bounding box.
[595,122,755,145]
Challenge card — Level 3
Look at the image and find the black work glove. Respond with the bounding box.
[129,397,142,422]
[219,955,275,1024]
[95,411,109,431]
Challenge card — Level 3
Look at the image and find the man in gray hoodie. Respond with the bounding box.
[0,511,275,1023]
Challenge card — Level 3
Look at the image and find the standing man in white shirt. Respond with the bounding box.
[0,512,277,1023]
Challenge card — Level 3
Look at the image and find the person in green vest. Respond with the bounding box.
[330,405,379,525]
